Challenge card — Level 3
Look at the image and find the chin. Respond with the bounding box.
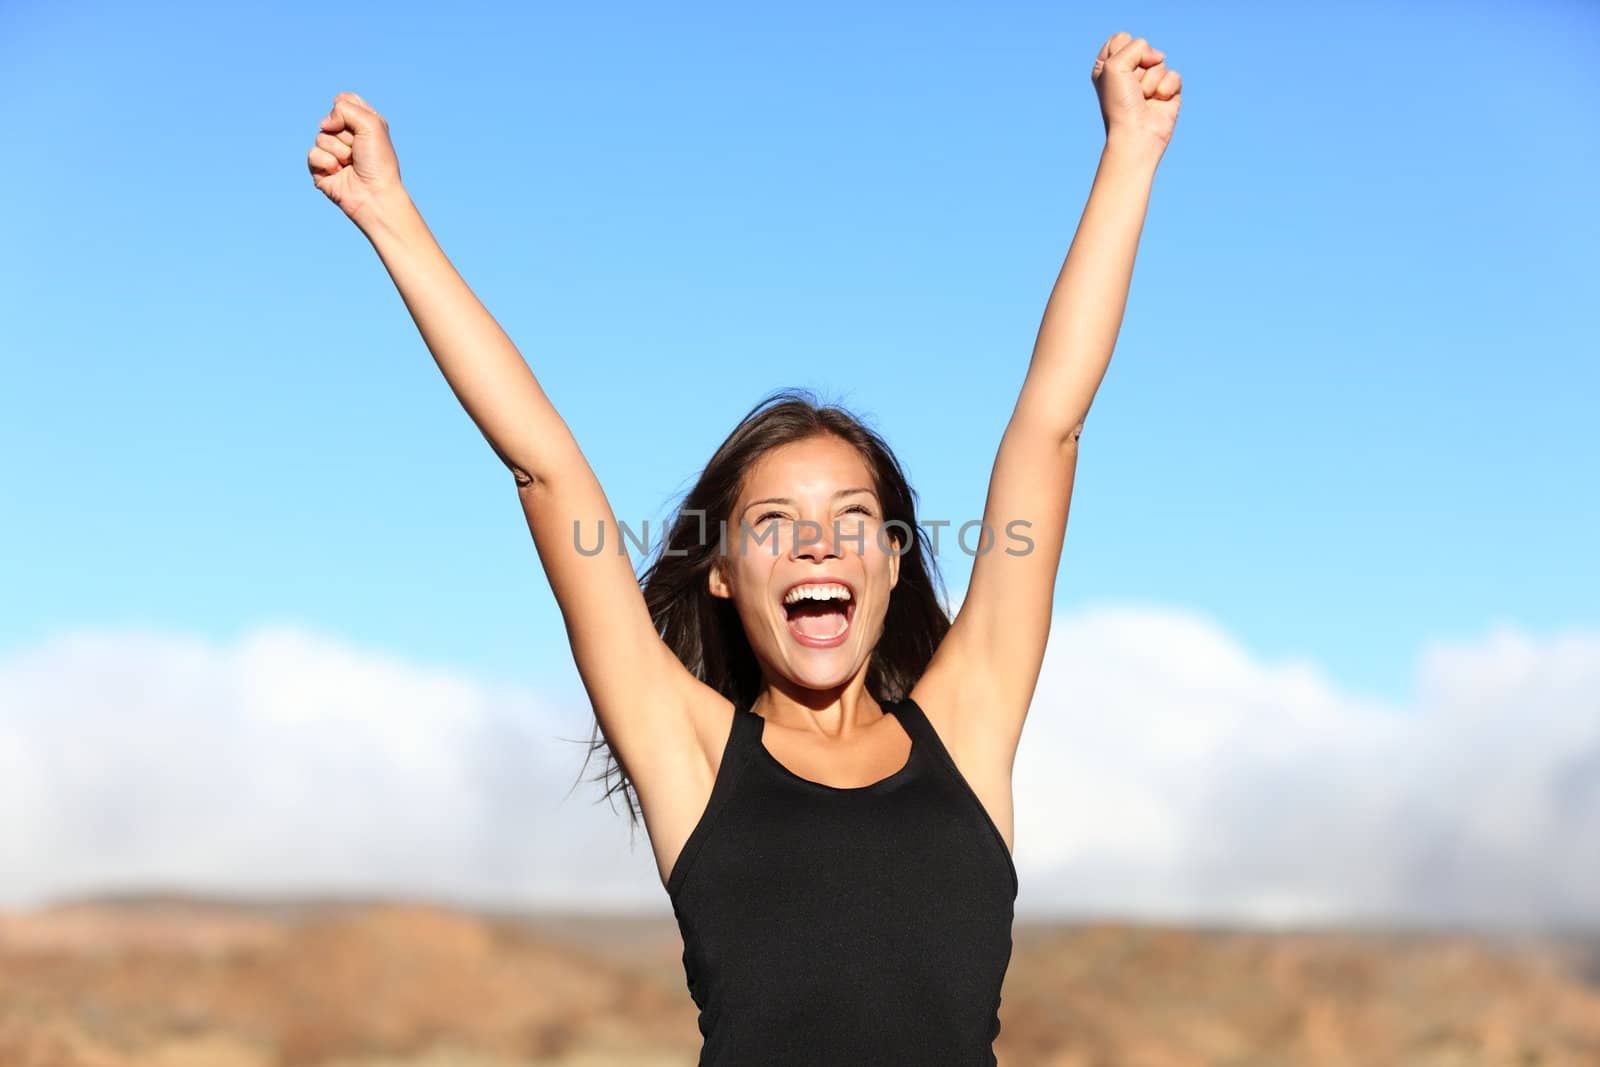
[775,648,860,692]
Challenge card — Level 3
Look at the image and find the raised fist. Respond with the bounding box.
[307,92,403,226]
[1091,33,1182,153]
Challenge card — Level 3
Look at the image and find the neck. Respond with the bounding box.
[751,674,884,738]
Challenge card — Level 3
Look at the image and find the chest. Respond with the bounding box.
[709,775,1014,911]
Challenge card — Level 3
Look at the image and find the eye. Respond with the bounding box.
[842,504,873,517]
[755,510,788,524]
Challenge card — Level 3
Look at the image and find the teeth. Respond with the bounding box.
[783,583,853,605]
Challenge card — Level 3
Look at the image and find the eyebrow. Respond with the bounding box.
[741,487,878,515]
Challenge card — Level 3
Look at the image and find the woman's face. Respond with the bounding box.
[709,433,901,694]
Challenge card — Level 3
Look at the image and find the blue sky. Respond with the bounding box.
[3,0,1596,712]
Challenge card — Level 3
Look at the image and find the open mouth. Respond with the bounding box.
[781,581,855,647]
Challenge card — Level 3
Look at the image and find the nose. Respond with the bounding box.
[790,517,843,562]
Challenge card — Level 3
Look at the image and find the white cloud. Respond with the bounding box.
[1014,607,1600,929]
[0,626,661,912]
[1,611,1596,928]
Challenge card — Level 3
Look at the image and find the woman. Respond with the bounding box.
[307,30,1180,1066]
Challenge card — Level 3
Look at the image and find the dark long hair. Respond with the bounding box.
[575,388,952,826]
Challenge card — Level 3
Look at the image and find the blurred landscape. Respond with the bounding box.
[2,895,1598,1066]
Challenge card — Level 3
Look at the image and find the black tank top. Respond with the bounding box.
[666,696,1018,1066]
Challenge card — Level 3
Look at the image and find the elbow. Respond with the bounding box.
[476,426,542,490]
[509,458,551,495]
[1013,392,1088,452]
[1052,418,1085,455]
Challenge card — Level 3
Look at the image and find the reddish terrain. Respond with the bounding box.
[2,895,1598,1066]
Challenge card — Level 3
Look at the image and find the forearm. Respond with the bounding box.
[1015,134,1161,443]
[357,188,574,486]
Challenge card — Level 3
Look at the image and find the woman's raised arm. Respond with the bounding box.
[914,34,1183,791]
[306,94,717,817]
